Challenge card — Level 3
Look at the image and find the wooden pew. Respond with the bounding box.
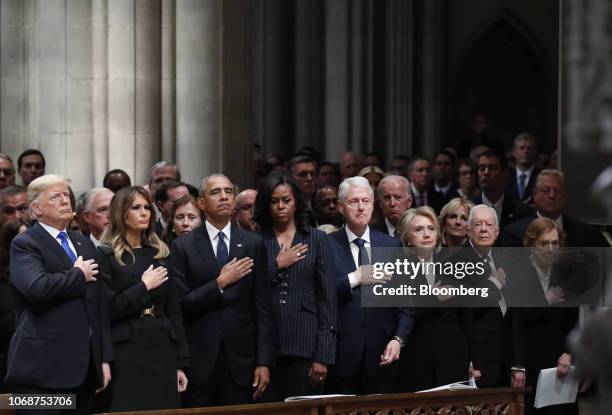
[96,387,524,415]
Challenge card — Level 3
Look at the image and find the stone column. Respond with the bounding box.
[384,0,415,161]
[175,0,222,187]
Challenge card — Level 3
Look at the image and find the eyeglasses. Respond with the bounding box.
[2,205,28,215]
[535,240,560,248]
[471,222,496,230]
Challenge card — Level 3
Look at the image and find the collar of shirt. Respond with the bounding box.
[516,165,535,181]
[530,255,551,294]
[410,183,424,198]
[90,233,101,247]
[39,221,77,252]
[384,217,396,237]
[205,220,232,245]
[536,211,563,232]
[434,182,452,195]
[481,192,504,218]
[345,225,370,246]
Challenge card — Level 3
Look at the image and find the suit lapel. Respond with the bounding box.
[68,230,87,259]
[332,229,356,272]
[228,225,247,260]
[32,223,74,269]
[194,225,221,275]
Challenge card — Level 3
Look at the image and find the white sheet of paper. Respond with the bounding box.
[534,367,579,408]
[284,394,355,402]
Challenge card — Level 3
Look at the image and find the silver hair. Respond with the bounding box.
[468,204,499,228]
[535,169,565,188]
[376,175,411,199]
[513,132,537,146]
[82,188,114,212]
[0,153,15,173]
[27,174,70,219]
[148,161,180,182]
[338,176,373,202]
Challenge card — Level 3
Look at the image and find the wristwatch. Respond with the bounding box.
[392,335,405,348]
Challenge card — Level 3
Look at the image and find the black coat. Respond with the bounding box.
[96,245,189,411]
[168,224,275,388]
[262,228,337,364]
[0,279,15,392]
[6,222,112,389]
[506,167,541,203]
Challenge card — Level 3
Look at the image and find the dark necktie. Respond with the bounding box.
[353,238,370,266]
[518,173,527,199]
[216,231,228,267]
[57,231,77,263]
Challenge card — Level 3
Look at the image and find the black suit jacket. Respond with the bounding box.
[506,167,541,203]
[168,224,275,387]
[472,193,534,230]
[429,183,460,207]
[6,222,112,389]
[412,188,444,214]
[262,228,336,364]
[328,228,414,380]
[500,213,607,247]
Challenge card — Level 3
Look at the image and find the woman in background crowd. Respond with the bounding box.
[97,187,189,412]
[456,158,480,200]
[438,198,474,247]
[164,195,205,245]
[255,174,337,400]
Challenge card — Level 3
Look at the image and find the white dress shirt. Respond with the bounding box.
[205,220,232,258]
[39,221,77,255]
[345,226,371,289]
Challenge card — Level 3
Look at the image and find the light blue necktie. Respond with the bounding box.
[57,231,77,263]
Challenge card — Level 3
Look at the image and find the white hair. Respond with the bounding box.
[83,188,114,212]
[377,175,411,198]
[468,204,499,228]
[338,176,373,201]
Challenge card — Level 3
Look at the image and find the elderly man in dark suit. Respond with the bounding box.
[169,173,274,407]
[6,174,112,414]
[327,176,414,395]
[500,169,606,248]
[371,175,413,237]
[473,150,533,230]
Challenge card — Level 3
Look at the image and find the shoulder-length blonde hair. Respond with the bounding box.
[397,206,442,248]
[438,197,474,238]
[102,186,169,265]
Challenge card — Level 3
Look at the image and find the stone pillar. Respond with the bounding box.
[161,0,176,162]
[175,0,222,186]
[384,0,415,162]
[419,0,445,156]
[92,0,109,185]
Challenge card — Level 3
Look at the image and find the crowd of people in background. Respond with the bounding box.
[0,131,606,414]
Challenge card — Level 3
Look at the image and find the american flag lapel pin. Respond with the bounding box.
[237,243,243,248]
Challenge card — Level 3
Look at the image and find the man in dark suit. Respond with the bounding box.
[431,150,460,205]
[327,176,414,394]
[6,174,112,414]
[169,173,274,407]
[506,133,540,203]
[461,204,509,388]
[407,156,444,213]
[472,150,533,230]
[371,175,412,237]
[501,169,607,248]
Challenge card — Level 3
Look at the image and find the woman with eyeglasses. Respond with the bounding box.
[395,206,476,392]
[508,217,579,415]
[96,187,189,412]
[456,158,480,200]
[254,173,336,401]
